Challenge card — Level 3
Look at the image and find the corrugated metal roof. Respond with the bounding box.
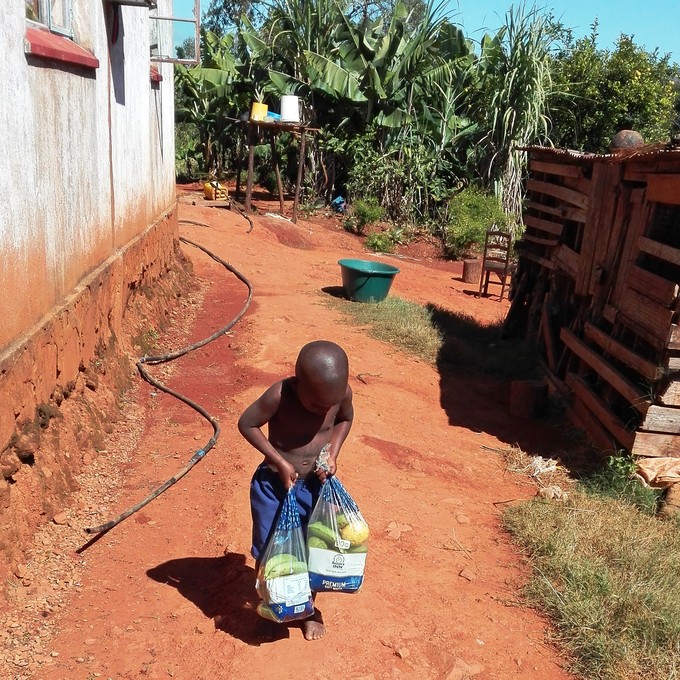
[519,143,680,164]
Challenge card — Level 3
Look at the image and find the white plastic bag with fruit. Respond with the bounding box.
[256,488,315,622]
[306,476,369,593]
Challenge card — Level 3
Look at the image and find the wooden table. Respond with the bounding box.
[234,119,319,224]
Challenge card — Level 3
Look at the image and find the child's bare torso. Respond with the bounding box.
[267,378,339,477]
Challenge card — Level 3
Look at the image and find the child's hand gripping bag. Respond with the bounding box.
[306,476,369,593]
[256,488,315,623]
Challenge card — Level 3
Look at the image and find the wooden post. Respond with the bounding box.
[235,122,244,199]
[271,133,285,214]
[245,123,256,213]
[292,127,306,224]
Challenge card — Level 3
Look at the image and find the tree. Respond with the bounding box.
[550,27,677,152]
[203,0,263,35]
[176,36,196,61]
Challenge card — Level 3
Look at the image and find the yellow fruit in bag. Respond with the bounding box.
[340,520,369,547]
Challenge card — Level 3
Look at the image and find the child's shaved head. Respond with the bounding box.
[295,341,349,407]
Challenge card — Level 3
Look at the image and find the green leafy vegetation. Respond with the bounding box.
[177,1,680,255]
[442,186,510,259]
[549,25,677,152]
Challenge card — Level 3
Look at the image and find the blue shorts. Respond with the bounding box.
[250,464,321,562]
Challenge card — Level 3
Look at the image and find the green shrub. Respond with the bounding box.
[443,187,509,259]
[365,227,406,253]
[345,198,383,235]
[354,198,383,232]
[581,454,662,515]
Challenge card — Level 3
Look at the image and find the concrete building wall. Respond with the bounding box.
[0,1,176,352]
[0,0,183,556]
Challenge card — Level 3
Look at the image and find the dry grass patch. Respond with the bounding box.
[502,448,680,680]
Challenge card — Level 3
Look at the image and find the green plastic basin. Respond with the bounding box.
[338,258,400,303]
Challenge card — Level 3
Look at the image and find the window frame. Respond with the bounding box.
[26,0,74,39]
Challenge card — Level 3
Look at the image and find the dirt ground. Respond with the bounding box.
[1,187,581,679]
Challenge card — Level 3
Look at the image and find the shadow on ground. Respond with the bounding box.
[147,552,277,645]
[428,304,586,461]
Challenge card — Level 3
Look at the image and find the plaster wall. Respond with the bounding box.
[0,1,176,352]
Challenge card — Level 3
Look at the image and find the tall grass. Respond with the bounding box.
[505,494,680,680]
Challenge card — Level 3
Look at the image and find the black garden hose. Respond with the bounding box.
[84,231,253,534]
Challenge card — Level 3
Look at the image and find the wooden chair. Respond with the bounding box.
[477,229,514,301]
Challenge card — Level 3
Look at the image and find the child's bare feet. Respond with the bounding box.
[303,608,325,640]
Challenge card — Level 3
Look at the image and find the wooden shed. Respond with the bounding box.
[505,145,680,458]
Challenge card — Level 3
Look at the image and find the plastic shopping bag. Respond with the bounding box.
[255,488,315,623]
[306,476,369,593]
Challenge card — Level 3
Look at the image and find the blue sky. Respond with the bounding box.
[174,0,678,62]
[451,1,678,60]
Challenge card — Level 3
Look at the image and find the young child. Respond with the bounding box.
[237,340,354,641]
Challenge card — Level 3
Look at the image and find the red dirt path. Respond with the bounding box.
[23,189,578,679]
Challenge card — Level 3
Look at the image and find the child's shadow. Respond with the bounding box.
[147,552,266,644]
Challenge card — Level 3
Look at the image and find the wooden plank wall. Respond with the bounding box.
[506,149,680,458]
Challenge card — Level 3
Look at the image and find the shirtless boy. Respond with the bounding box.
[237,340,354,640]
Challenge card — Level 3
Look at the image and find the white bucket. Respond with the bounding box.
[280,95,300,123]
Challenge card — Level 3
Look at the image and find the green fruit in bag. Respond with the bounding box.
[307,522,337,546]
[308,536,329,549]
[263,553,307,579]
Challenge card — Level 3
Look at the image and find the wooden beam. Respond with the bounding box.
[583,322,663,382]
[270,134,285,214]
[582,164,623,297]
[620,288,674,343]
[569,398,621,454]
[235,126,244,199]
[526,179,589,209]
[521,234,559,247]
[540,304,557,370]
[245,123,256,212]
[520,250,555,270]
[646,174,680,205]
[668,356,680,371]
[641,405,680,434]
[525,200,587,223]
[659,381,680,407]
[524,213,564,236]
[201,200,231,208]
[560,328,651,414]
[628,265,680,306]
[629,188,645,205]
[609,201,652,310]
[554,245,579,278]
[671,325,680,351]
[631,432,680,457]
[615,309,670,352]
[530,160,583,178]
[638,236,680,266]
[566,373,636,450]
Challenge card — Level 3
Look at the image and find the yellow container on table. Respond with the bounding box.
[250,102,268,121]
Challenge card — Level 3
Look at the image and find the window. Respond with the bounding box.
[26,0,73,38]
[150,0,200,65]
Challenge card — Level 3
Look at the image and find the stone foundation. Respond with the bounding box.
[0,203,196,598]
